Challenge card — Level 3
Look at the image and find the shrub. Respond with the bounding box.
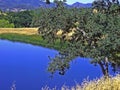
[0,19,14,28]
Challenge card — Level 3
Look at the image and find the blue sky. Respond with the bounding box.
[50,0,94,5]
[51,0,120,4]
[67,0,120,4]
[66,0,94,4]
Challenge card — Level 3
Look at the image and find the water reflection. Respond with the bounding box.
[0,40,104,90]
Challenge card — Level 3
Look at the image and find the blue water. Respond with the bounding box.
[0,40,103,90]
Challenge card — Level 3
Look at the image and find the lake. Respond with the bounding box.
[0,40,106,90]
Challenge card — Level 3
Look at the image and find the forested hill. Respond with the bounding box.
[0,0,91,11]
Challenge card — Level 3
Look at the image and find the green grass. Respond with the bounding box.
[0,33,67,50]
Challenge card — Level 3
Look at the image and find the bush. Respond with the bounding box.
[0,19,14,28]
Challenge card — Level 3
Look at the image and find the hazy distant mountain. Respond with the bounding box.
[0,0,55,11]
[0,0,92,11]
[71,2,92,8]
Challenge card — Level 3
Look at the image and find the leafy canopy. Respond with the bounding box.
[38,0,120,76]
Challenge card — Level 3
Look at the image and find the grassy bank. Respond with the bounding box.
[0,28,38,35]
[0,33,67,50]
[42,75,120,90]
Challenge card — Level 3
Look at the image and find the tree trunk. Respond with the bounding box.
[98,58,109,78]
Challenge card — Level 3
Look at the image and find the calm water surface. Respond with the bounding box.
[0,40,103,90]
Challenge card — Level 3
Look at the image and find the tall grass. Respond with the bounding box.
[42,75,120,90]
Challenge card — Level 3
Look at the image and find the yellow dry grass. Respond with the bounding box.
[0,28,38,35]
[42,75,120,90]
[62,75,120,90]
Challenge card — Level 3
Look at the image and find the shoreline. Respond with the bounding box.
[0,33,67,50]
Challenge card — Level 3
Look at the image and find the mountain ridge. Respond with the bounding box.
[0,0,92,11]
[71,2,92,8]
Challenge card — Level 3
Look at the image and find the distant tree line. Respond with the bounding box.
[0,10,34,28]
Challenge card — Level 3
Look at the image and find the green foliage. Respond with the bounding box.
[38,0,120,76]
[0,10,14,27]
[0,19,14,28]
[0,33,67,50]
[92,0,120,14]
[0,10,34,28]
[37,2,91,43]
[8,10,33,28]
[31,8,47,27]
